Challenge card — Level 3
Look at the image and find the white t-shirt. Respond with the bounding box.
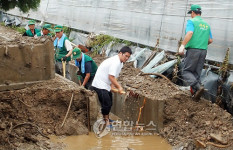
[64,40,73,51]
[92,55,123,91]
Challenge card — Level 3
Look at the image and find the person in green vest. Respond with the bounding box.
[23,20,40,37]
[178,4,213,100]
[53,25,73,80]
[35,24,53,37]
[63,47,98,89]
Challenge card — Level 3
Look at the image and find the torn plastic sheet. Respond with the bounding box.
[69,31,89,46]
[150,59,177,78]
[129,47,152,68]
[223,71,233,114]
[200,68,219,103]
[141,51,165,73]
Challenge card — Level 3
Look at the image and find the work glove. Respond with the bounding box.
[61,56,67,61]
[76,70,81,75]
[178,45,185,55]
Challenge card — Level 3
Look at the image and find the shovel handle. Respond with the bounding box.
[111,88,126,94]
[62,61,66,77]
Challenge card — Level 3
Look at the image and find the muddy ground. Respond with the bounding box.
[1,25,233,150]
[0,75,95,150]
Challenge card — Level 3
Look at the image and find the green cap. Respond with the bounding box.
[43,24,52,31]
[188,5,201,14]
[28,20,35,25]
[72,48,82,60]
[54,25,63,32]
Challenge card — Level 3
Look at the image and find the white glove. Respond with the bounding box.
[178,45,185,55]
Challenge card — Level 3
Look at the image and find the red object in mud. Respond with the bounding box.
[78,44,89,53]
[190,86,195,96]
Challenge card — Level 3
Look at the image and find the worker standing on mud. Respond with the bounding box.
[35,24,53,37]
[53,25,73,80]
[178,4,213,100]
[22,20,40,37]
[64,47,98,89]
[91,46,132,129]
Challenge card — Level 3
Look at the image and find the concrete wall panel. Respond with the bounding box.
[0,39,55,85]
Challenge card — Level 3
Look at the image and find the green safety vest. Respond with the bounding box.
[185,16,211,50]
[25,29,40,37]
[54,36,71,61]
[36,31,52,37]
[80,54,98,77]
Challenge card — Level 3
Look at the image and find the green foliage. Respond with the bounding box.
[0,22,4,26]
[63,26,71,38]
[121,40,132,46]
[13,26,26,34]
[219,48,230,81]
[4,25,26,34]
[89,34,116,56]
[0,0,41,13]
[0,21,26,33]
[88,34,133,56]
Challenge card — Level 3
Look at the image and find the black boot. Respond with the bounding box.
[194,85,204,101]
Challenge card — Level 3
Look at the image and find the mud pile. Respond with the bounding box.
[120,64,233,149]
[0,75,95,150]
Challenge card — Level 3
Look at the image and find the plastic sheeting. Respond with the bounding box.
[141,51,165,73]
[200,68,219,102]
[200,69,233,114]
[101,42,152,69]
[5,0,233,64]
[150,59,178,78]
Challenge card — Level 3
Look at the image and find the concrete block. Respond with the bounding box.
[0,39,55,85]
[111,92,164,132]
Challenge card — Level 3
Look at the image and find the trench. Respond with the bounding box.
[0,74,173,150]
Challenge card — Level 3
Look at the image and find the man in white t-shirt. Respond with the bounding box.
[92,46,132,128]
[53,25,73,80]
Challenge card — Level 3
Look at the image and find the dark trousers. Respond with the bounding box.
[182,49,207,91]
[55,61,71,80]
[92,86,112,115]
[84,76,94,90]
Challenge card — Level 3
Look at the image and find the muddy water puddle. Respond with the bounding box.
[50,132,171,150]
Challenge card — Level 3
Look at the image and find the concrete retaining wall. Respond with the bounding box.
[0,39,55,89]
[111,92,164,132]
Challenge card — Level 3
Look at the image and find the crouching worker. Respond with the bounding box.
[73,48,97,89]
[63,48,98,89]
[23,20,40,37]
[91,46,132,133]
[35,24,53,37]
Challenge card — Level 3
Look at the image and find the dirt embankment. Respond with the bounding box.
[0,75,95,150]
[93,55,233,149]
[119,62,233,149]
